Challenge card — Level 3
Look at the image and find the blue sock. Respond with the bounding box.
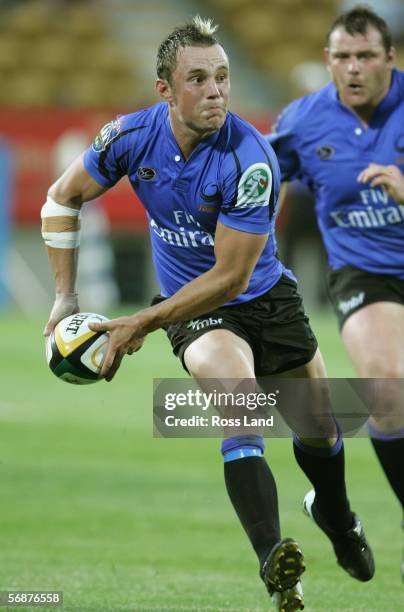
[221,434,265,462]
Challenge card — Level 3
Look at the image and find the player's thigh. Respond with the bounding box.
[184,328,255,379]
[341,302,404,377]
[185,330,257,430]
[260,349,337,443]
[342,303,404,430]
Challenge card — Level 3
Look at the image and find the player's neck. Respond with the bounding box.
[342,74,392,128]
[172,131,201,160]
[348,104,378,128]
[168,111,216,159]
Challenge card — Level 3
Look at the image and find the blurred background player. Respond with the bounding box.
[41,16,374,610]
[268,5,404,578]
[275,61,330,312]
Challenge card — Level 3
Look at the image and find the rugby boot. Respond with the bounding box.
[303,489,375,582]
[260,538,305,611]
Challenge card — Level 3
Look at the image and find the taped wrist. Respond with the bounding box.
[41,196,81,248]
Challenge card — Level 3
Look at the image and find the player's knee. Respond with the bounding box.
[369,414,404,435]
[366,379,404,422]
[186,346,231,378]
[359,358,404,378]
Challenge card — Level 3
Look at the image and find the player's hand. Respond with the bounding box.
[43,292,79,337]
[88,316,146,381]
[357,163,404,204]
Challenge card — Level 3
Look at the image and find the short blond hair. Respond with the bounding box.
[157,15,220,83]
[192,15,218,37]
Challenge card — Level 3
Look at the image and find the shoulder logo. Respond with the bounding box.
[316,145,335,159]
[92,118,121,153]
[236,163,272,208]
[137,167,157,181]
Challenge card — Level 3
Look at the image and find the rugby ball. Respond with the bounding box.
[47,312,109,384]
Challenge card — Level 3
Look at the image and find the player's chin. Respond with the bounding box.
[203,112,226,129]
[344,90,368,106]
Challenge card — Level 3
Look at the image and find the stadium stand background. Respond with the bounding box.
[1,0,403,311]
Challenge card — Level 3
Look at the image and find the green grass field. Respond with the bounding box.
[0,311,402,611]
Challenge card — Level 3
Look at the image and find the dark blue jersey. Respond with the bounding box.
[84,102,292,303]
[268,68,404,278]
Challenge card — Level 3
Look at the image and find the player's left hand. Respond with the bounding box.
[357,163,404,204]
[88,316,146,381]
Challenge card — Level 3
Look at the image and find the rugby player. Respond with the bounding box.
[41,17,374,610]
[268,5,404,578]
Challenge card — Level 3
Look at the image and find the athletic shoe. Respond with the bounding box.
[260,538,305,611]
[303,489,375,582]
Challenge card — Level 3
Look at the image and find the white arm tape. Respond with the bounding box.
[41,196,81,249]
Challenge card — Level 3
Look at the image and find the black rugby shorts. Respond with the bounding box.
[327,265,404,329]
[151,274,318,376]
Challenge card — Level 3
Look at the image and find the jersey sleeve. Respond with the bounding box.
[266,101,303,183]
[218,133,279,235]
[83,116,129,188]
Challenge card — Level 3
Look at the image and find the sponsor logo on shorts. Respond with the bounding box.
[92,118,121,153]
[236,163,272,208]
[137,167,157,181]
[316,145,335,159]
[338,292,365,315]
[186,317,223,331]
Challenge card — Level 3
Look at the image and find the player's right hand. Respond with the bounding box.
[88,315,146,381]
[43,292,79,337]
[357,163,404,204]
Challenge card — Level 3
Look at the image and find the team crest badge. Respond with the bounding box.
[316,145,335,159]
[236,163,272,208]
[92,119,121,153]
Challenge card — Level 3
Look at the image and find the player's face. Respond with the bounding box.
[168,44,230,135]
[325,26,394,112]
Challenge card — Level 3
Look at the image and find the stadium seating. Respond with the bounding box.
[0,1,142,108]
[209,0,336,78]
[1,0,402,109]
[204,0,404,94]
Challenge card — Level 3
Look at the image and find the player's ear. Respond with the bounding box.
[387,46,396,67]
[323,48,331,73]
[156,78,174,103]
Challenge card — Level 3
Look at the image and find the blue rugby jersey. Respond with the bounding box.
[268,68,404,278]
[84,102,293,304]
